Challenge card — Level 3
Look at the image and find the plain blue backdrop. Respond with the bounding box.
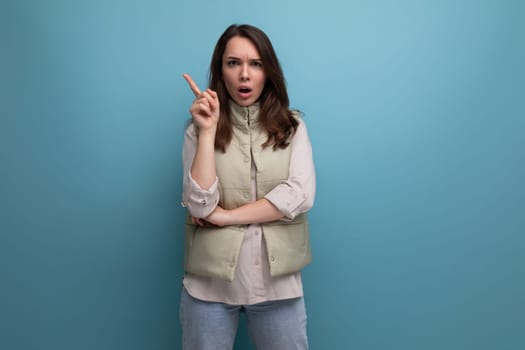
[2,0,524,349]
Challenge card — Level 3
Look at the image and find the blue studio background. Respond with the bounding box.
[2,0,524,349]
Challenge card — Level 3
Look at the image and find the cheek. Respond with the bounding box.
[222,73,234,89]
[223,76,235,95]
[257,75,267,90]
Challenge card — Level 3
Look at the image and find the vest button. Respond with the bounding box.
[270,256,275,262]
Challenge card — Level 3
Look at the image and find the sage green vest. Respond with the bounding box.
[184,101,311,281]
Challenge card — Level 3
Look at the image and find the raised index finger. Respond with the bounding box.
[183,73,201,97]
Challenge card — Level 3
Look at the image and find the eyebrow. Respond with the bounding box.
[225,56,262,61]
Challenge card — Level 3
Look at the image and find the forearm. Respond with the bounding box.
[190,129,216,190]
[229,198,284,225]
[184,76,220,190]
[206,198,284,227]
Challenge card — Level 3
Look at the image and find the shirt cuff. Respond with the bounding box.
[181,173,220,218]
[264,184,307,220]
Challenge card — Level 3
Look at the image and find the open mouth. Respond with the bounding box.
[238,87,252,94]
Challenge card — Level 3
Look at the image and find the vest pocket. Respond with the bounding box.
[184,223,245,281]
[262,216,312,277]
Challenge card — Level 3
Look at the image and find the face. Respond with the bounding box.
[222,36,266,107]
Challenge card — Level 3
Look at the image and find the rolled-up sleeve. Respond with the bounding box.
[264,119,316,220]
[181,124,220,218]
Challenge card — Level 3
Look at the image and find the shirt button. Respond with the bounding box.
[255,260,260,266]
[270,256,275,262]
[244,157,250,163]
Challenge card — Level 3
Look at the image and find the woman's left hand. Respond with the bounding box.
[191,216,205,227]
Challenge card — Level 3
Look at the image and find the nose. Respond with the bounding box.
[240,63,249,81]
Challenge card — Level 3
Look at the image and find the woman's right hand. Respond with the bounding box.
[183,73,220,132]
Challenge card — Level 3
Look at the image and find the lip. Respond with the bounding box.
[237,85,253,99]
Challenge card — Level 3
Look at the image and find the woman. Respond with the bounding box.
[180,24,316,350]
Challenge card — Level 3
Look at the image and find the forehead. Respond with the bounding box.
[223,36,261,58]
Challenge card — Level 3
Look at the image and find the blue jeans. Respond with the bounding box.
[179,288,309,350]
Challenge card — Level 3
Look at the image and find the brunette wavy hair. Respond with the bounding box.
[208,24,299,152]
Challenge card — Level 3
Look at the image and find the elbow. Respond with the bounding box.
[281,192,314,221]
[181,175,220,218]
[303,193,315,212]
[181,190,219,219]
[301,180,316,213]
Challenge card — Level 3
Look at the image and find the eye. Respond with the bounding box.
[251,61,263,68]
[226,60,239,66]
